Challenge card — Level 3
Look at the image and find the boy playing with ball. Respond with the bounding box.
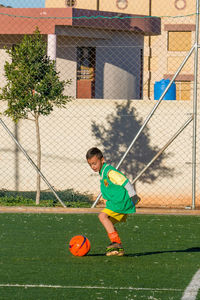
[86,147,140,257]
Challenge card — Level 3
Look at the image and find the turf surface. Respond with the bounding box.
[0,213,200,299]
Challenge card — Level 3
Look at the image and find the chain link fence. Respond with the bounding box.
[0,0,199,209]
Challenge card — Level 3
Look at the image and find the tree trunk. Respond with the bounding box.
[35,114,41,205]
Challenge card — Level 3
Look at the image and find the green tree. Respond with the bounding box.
[0,29,73,204]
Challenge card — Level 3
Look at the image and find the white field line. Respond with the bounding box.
[181,269,200,300]
[0,283,182,292]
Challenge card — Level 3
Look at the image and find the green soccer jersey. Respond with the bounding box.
[99,163,136,214]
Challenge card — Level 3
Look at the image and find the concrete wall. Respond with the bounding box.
[152,0,195,16]
[45,0,195,17]
[0,99,199,208]
[45,0,149,15]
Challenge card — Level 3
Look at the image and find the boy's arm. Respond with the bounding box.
[124,181,136,197]
[107,170,128,186]
[108,170,141,205]
[108,170,136,196]
[124,181,141,205]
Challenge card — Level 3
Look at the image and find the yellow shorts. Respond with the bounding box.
[101,208,128,224]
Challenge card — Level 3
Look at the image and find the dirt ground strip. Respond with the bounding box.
[0,206,200,215]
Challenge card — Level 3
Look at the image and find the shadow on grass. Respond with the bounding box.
[88,254,105,257]
[125,247,200,257]
[87,247,200,257]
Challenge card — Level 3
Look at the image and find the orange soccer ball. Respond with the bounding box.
[69,235,91,257]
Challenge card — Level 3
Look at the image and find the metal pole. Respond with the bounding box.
[0,118,66,208]
[91,45,195,208]
[132,116,193,184]
[192,0,199,209]
[91,193,102,208]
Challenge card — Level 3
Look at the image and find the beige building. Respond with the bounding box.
[45,0,197,101]
[0,6,160,100]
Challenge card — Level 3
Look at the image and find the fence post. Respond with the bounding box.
[192,0,199,209]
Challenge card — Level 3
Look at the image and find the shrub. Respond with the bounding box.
[0,189,92,208]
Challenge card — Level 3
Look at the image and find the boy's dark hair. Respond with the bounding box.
[86,147,103,160]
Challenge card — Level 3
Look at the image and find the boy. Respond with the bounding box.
[86,147,140,256]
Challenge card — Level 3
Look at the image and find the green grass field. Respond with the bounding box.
[0,213,200,300]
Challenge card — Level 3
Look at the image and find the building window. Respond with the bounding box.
[65,0,76,7]
[176,81,191,100]
[168,31,192,51]
[116,0,128,10]
[77,47,96,80]
[77,47,96,98]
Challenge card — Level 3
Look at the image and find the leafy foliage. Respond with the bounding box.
[0,28,72,121]
[0,189,92,207]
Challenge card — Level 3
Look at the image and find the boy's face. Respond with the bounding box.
[87,155,105,172]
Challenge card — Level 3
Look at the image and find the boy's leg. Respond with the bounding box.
[98,212,124,256]
[98,212,115,233]
[98,212,121,242]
